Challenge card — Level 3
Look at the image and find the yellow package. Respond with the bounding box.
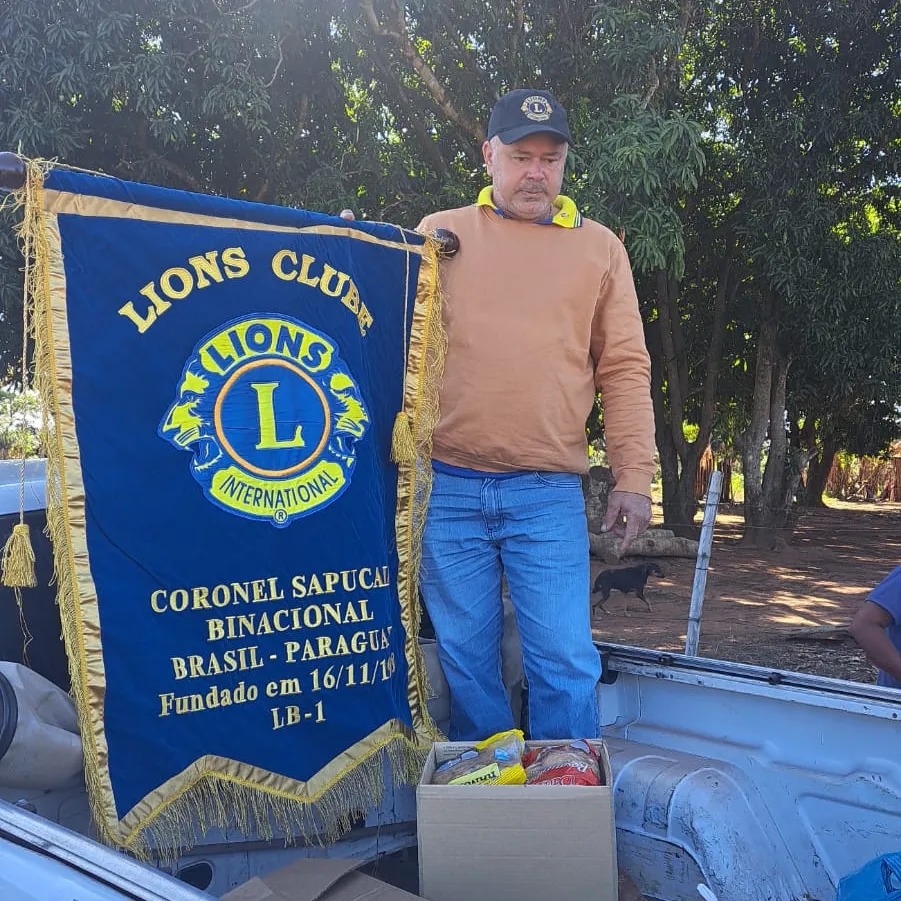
[431,729,527,786]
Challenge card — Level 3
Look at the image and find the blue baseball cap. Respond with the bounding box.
[487,89,573,146]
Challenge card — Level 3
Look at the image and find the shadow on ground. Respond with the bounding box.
[591,500,901,684]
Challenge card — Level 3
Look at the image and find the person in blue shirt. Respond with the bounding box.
[849,566,901,688]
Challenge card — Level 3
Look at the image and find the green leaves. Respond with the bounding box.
[0,0,897,469]
[576,100,704,278]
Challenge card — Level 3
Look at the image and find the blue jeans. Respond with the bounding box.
[420,469,601,741]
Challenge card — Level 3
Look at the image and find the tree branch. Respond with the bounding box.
[369,45,449,176]
[152,158,204,192]
[263,36,285,89]
[128,123,205,192]
[640,57,660,109]
[512,0,526,79]
[228,0,261,14]
[254,93,311,203]
[359,0,486,145]
[660,0,696,91]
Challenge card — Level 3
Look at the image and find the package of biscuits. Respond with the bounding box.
[430,729,527,786]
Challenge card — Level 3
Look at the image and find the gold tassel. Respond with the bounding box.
[390,410,416,464]
[1,522,36,588]
[1,156,41,596]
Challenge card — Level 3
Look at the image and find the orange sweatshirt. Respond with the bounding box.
[418,200,656,497]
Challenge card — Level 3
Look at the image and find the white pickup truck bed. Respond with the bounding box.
[598,644,901,900]
[3,644,899,900]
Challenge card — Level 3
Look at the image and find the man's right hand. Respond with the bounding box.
[601,490,652,557]
[339,210,355,221]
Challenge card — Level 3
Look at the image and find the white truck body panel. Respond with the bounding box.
[598,645,901,900]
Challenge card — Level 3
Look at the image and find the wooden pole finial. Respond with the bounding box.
[0,153,27,191]
[434,228,460,258]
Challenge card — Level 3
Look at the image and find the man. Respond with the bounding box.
[414,89,656,742]
[849,566,901,688]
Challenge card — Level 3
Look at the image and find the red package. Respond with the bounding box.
[523,740,603,786]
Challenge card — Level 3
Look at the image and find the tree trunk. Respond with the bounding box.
[760,352,791,505]
[802,441,836,508]
[742,351,799,548]
[583,465,614,533]
[719,458,734,503]
[796,418,832,508]
[740,316,774,545]
[740,301,797,549]
[670,444,703,536]
[653,270,698,531]
[660,471,699,536]
[651,251,734,533]
[657,434,684,525]
[651,347,685,527]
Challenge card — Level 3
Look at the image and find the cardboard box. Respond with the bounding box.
[221,856,422,901]
[417,740,617,901]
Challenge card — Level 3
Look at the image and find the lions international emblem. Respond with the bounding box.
[521,95,553,121]
[160,314,369,527]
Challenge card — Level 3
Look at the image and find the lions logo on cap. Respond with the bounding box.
[521,95,553,122]
[160,314,369,527]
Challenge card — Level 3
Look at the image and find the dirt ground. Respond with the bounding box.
[590,499,901,684]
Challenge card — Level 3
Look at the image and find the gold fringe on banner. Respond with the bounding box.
[15,157,449,857]
[123,728,427,861]
[20,158,125,848]
[390,224,429,471]
[392,231,447,723]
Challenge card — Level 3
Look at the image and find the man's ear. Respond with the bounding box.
[482,139,494,171]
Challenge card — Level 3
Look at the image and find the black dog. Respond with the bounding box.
[591,562,664,615]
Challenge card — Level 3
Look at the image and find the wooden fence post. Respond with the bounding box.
[685,470,724,657]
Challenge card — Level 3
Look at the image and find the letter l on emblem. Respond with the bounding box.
[251,382,305,449]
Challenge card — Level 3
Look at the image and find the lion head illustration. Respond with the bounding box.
[328,372,370,465]
[159,362,223,477]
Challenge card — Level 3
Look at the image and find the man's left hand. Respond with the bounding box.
[601,491,652,557]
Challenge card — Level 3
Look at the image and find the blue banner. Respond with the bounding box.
[26,165,440,853]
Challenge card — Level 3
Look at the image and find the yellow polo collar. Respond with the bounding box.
[476,187,582,228]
